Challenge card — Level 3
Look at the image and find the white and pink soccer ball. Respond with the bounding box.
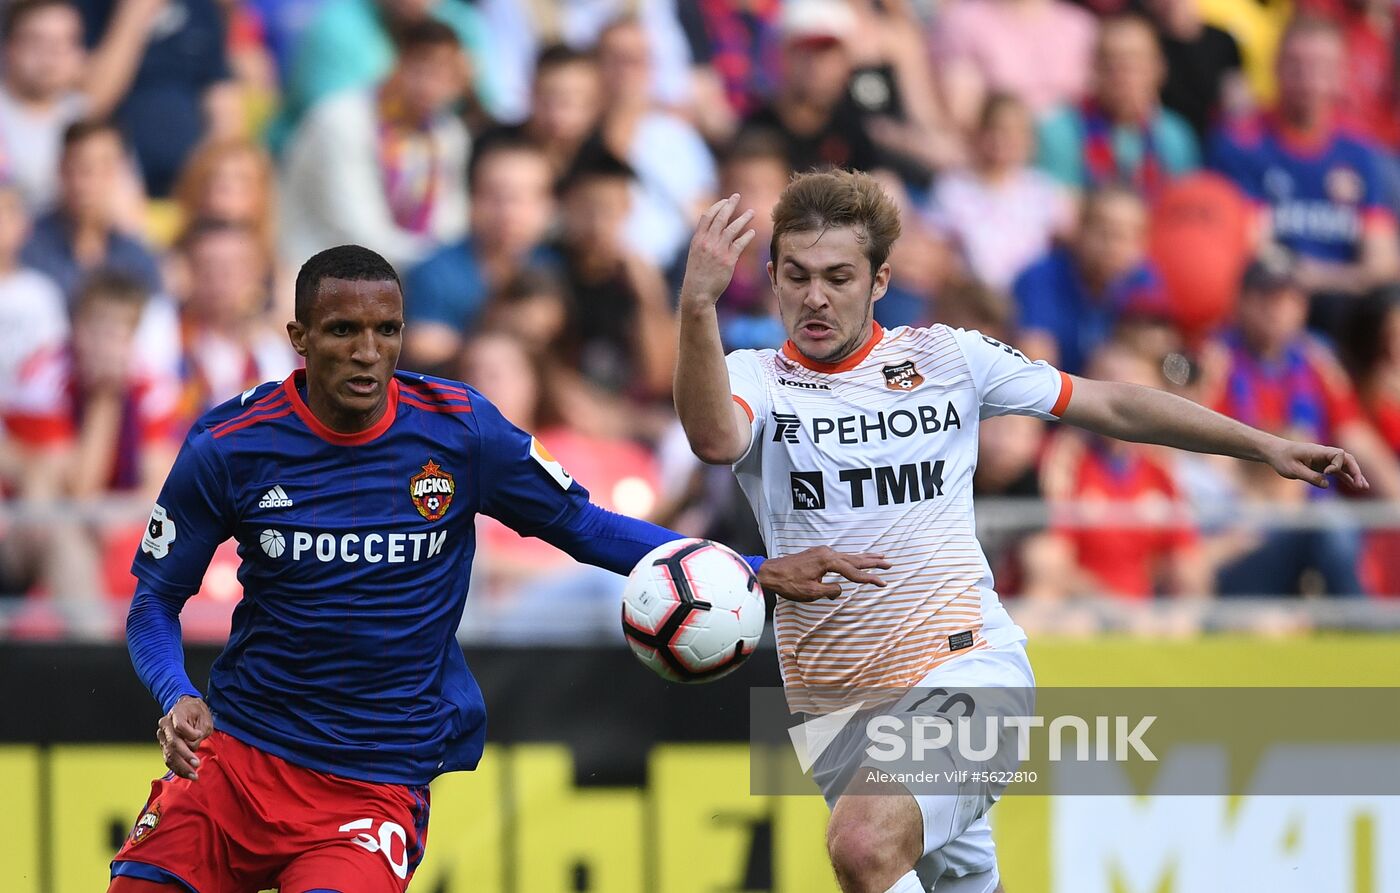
[621,538,767,683]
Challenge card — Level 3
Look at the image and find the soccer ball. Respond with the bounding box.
[621,538,766,683]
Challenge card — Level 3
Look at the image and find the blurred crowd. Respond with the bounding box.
[3,0,1400,641]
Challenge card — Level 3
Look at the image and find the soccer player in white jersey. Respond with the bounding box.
[673,171,1368,893]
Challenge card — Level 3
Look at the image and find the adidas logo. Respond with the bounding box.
[258,486,294,509]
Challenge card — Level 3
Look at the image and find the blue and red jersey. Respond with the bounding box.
[1209,332,1361,444]
[1208,113,1396,263]
[128,370,690,785]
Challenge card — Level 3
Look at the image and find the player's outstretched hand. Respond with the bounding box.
[1265,439,1368,490]
[157,695,214,781]
[758,547,891,602]
[678,193,757,312]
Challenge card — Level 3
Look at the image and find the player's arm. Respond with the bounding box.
[473,398,888,600]
[126,430,233,780]
[675,194,759,465]
[1059,375,1369,490]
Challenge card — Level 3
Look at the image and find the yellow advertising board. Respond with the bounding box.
[5,636,1397,893]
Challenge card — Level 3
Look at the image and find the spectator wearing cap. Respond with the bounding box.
[1012,186,1171,375]
[402,138,560,373]
[279,20,470,272]
[1038,14,1200,198]
[272,0,494,152]
[595,16,718,271]
[1205,249,1400,594]
[739,0,883,174]
[1208,17,1400,309]
[933,0,1097,131]
[0,0,89,213]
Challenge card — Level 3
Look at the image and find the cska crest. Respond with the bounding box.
[130,803,161,844]
[882,360,924,391]
[409,459,455,521]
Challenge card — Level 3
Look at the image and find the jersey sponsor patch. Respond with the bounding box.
[882,360,924,391]
[529,437,573,490]
[141,504,176,559]
[409,459,455,521]
[790,471,826,510]
[948,630,974,651]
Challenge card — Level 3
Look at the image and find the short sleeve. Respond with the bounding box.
[951,328,1072,419]
[725,350,770,450]
[131,429,236,594]
[474,393,593,535]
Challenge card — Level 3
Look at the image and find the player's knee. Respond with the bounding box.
[827,803,921,890]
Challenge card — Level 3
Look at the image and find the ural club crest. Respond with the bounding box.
[409,459,455,521]
[882,360,924,391]
[130,803,161,844]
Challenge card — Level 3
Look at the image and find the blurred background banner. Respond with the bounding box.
[4,636,1398,893]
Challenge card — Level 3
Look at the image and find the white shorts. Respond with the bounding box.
[812,641,1035,888]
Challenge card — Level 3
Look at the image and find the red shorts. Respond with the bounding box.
[111,730,430,893]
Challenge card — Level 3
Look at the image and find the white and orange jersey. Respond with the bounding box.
[727,322,1072,694]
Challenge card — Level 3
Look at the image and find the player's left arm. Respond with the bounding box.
[1058,375,1369,490]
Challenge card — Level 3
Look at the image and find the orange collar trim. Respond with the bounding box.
[781,322,885,373]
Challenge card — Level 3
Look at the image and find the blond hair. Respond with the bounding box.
[770,169,902,277]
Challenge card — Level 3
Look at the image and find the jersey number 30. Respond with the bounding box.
[339,817,409,879]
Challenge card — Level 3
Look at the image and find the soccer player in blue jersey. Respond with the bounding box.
[108,244,888,893]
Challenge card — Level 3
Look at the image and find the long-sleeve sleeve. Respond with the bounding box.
[128,426,235,711]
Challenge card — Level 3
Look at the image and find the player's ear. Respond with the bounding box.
[767,260,777,291]
[286,320,309,357]
[870,262,891,303]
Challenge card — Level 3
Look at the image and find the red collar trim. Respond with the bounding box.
[1269,110,1336,157]
[283,369,400,446]
[781,322,884,373]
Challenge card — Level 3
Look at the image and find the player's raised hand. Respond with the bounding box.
[679,193,757,311]
[157,695,214,781]
[758,547,892,602]
[1265,440,1368,490]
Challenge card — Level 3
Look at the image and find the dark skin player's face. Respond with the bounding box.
[287,278,404,433]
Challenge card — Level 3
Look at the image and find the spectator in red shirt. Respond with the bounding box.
[1029,343,1207,601]
[1206,250,1400,594]
[1339,286,1400,594]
